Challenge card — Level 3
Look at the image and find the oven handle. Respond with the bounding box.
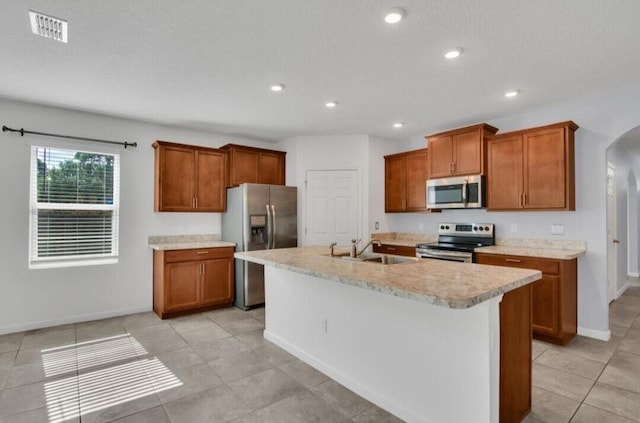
[416,249,473,262]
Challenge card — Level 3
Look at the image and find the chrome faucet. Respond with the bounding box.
[329,241,338,256]
[354,238,381,257]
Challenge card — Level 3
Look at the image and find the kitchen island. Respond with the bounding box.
[235,247,541,423]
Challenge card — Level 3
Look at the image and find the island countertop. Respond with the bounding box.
[235,246,541,309]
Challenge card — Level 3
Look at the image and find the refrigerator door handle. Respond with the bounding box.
[265,204,272,249]
[271,204,276,249]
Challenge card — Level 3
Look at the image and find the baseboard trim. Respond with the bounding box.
[577,326,611,341]
[615,282,630,300]
[628,272,640,278]
[629,278,640,287]
[0,306,152,336]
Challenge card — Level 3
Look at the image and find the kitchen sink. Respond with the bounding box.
[333,252,419,265]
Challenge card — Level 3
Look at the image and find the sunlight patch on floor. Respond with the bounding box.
[41,334,182,423]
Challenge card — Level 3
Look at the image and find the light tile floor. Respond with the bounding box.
[0,285,638,423]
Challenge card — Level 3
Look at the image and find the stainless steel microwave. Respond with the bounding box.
[426,175,485,209]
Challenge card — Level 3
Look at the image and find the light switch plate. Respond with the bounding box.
[551,224,565,235]
[510,223,518,233]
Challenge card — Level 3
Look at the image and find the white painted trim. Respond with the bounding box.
[615,281,630,299]
[628,272,640,278]
[629,278,640,287]
[577,326,611,341]
[0,306,151,336]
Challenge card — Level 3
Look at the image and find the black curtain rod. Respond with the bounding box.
[2,125,137,148]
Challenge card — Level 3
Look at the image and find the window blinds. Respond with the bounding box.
[29,146,120,268]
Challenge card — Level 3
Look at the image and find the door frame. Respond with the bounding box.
[606,162,617,302]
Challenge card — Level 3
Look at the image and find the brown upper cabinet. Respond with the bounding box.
[153,141,227,212]
[384,148,430,212]
[426,123,498,178]
[220,144,286,187]
[487,121,578,211]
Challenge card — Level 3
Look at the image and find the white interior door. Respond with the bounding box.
[607,163,618,302]
[305,170,358,248]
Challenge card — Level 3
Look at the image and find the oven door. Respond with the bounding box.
[416,248,473,263]
[426,175,483,209]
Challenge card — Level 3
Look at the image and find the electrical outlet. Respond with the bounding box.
[418,222,424,231]
[510,223,518,233]
[375,221,379,230]
[322,318,328,333]
[551,224,565,235]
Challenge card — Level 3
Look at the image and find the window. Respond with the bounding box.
[29,146,120,268]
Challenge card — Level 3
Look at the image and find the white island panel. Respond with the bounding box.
[264,266,502,423]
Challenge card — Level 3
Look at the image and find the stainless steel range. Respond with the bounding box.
[416,223,495,263]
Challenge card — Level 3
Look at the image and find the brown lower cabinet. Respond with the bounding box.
[477,253,577,345]
[153,247,234,318]
[372,244,416,257]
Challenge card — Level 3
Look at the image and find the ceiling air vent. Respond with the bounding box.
[29,10,68,43]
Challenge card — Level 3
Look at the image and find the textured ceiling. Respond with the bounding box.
[2,0,640,150]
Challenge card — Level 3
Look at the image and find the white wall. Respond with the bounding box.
[0,98,276,334]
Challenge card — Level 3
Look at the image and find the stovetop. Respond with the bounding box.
[416,222,495,252]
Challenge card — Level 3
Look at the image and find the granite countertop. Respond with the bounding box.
[148,234,235,250]
[476,238,586,260]
[371,232,436,247]
[372,232,586,259]
[235,246,540,309]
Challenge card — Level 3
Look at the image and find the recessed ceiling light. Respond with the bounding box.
[505,89,520,98]
[384,8,406,24]
[270,84,285,92]
[393,122,404,128]
[29,10,68,43]
[325,101,338,109]
[444,48,462,59]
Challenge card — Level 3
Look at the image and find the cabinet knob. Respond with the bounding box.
[613,239,621,244]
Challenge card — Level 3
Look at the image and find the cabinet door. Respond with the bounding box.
[201,258,233,306]
[196,150,227,212]
[259,152,285,185]
[230,149,260,186]
[165,261,201,311]
[487,135,524,210]
[159,145,195,211]
[427,136,453,178]
[524,128,567,209]
[385,155,406,212]
[531,275,560,336]
[452,129,482,176]
[405,151,428,210]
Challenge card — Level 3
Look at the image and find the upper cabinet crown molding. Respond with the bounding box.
[425,123,499,178]
[486,121,579,211]
[220,143,286,187]
[153,140,227,212]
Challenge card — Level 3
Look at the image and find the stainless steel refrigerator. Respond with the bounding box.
[222,183,297,309]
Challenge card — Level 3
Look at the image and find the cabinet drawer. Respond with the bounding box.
[476,253,559,275]
[373,244,416,257]
[165,247,234,263]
